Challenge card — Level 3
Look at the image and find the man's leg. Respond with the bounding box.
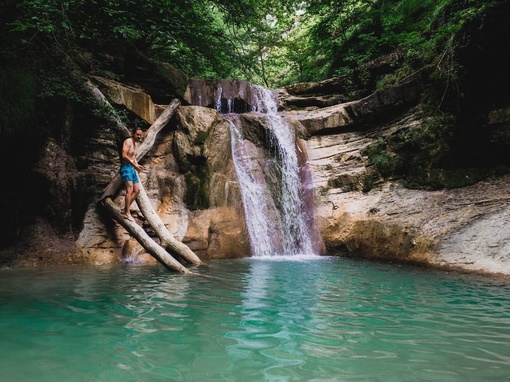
[133,182,141,199]
[123,180,134,219]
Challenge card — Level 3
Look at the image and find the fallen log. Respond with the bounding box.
[95,97,202,266]
[137,182,202,265]
[103,198,192,274]
[84,82,201,271]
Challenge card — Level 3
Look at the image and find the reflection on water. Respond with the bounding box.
[1,258,510,381]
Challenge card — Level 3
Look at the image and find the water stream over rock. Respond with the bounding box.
[188,79,321,257]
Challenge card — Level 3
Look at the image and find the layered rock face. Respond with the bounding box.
[305,113,510,276]
[13,71,510,277]
[69,75,510,276]
[288,86,510,277]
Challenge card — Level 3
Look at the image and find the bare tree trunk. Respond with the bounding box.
[95,96,202,266]
[84,78,127,138]
[102,199,192,274]
[137,182,202,265]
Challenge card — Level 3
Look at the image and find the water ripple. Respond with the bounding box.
[1,259,510,381]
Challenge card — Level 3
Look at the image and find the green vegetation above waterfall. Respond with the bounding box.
[2,0,504,87]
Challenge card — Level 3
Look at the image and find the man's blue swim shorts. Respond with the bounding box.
[120,163,140,183]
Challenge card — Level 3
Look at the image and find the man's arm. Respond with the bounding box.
[121,138,133,163]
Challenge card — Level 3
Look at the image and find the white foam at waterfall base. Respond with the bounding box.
[250,254,323,262]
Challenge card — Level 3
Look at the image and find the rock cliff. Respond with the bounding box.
[4,45,510,278]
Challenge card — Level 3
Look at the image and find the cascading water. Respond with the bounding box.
[228,120,277,257]
[228,113,316,257]
[188,79,320,257]
[267,114,315,256]
[228,85,317,257]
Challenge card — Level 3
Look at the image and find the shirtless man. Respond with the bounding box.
[120,127,145,221]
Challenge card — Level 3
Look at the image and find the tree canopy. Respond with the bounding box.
[2,0,500,88]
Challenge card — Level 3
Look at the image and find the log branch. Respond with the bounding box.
[137,182,202,265]
[103,199,192,274]
[64,55,200,272]
[82,80,201,271]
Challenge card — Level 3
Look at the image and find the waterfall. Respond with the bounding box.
[266,115,315,256]
[228,86,317,257]
[187,79,321,257]
[228,115,316,257]
[228,119,278,257]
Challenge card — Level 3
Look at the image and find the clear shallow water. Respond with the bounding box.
[1,257,509,382]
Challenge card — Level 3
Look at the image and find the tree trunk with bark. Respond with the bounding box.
[99,98,181,201]
[60,53,201,273]
[102,199,192,274]
[136,182,202,265]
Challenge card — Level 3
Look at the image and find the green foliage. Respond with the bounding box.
[403,167,490,190]
[5,0,243,79]
[393,115,455,167]
[368,152,398,178]
[371,115,454,182]
[3,0,502,88]
[194,130,209,145]
[361,174,375,193]
[294,0,501,88]
[0,67,39,140]
[363,112,508,190]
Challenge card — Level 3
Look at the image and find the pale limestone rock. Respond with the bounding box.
[205,118,242,208]
[183,209,212,257]
[92,76,158,123]
[306,123,510,276]
[183,207,250,260]
[121,238,144,261]
[207,206,250,259]
[291,103,354,134]
[174,106,217,161]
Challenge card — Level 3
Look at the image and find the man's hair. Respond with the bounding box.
[131,126,143,134]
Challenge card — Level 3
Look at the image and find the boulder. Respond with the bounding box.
[79,38,189,103]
